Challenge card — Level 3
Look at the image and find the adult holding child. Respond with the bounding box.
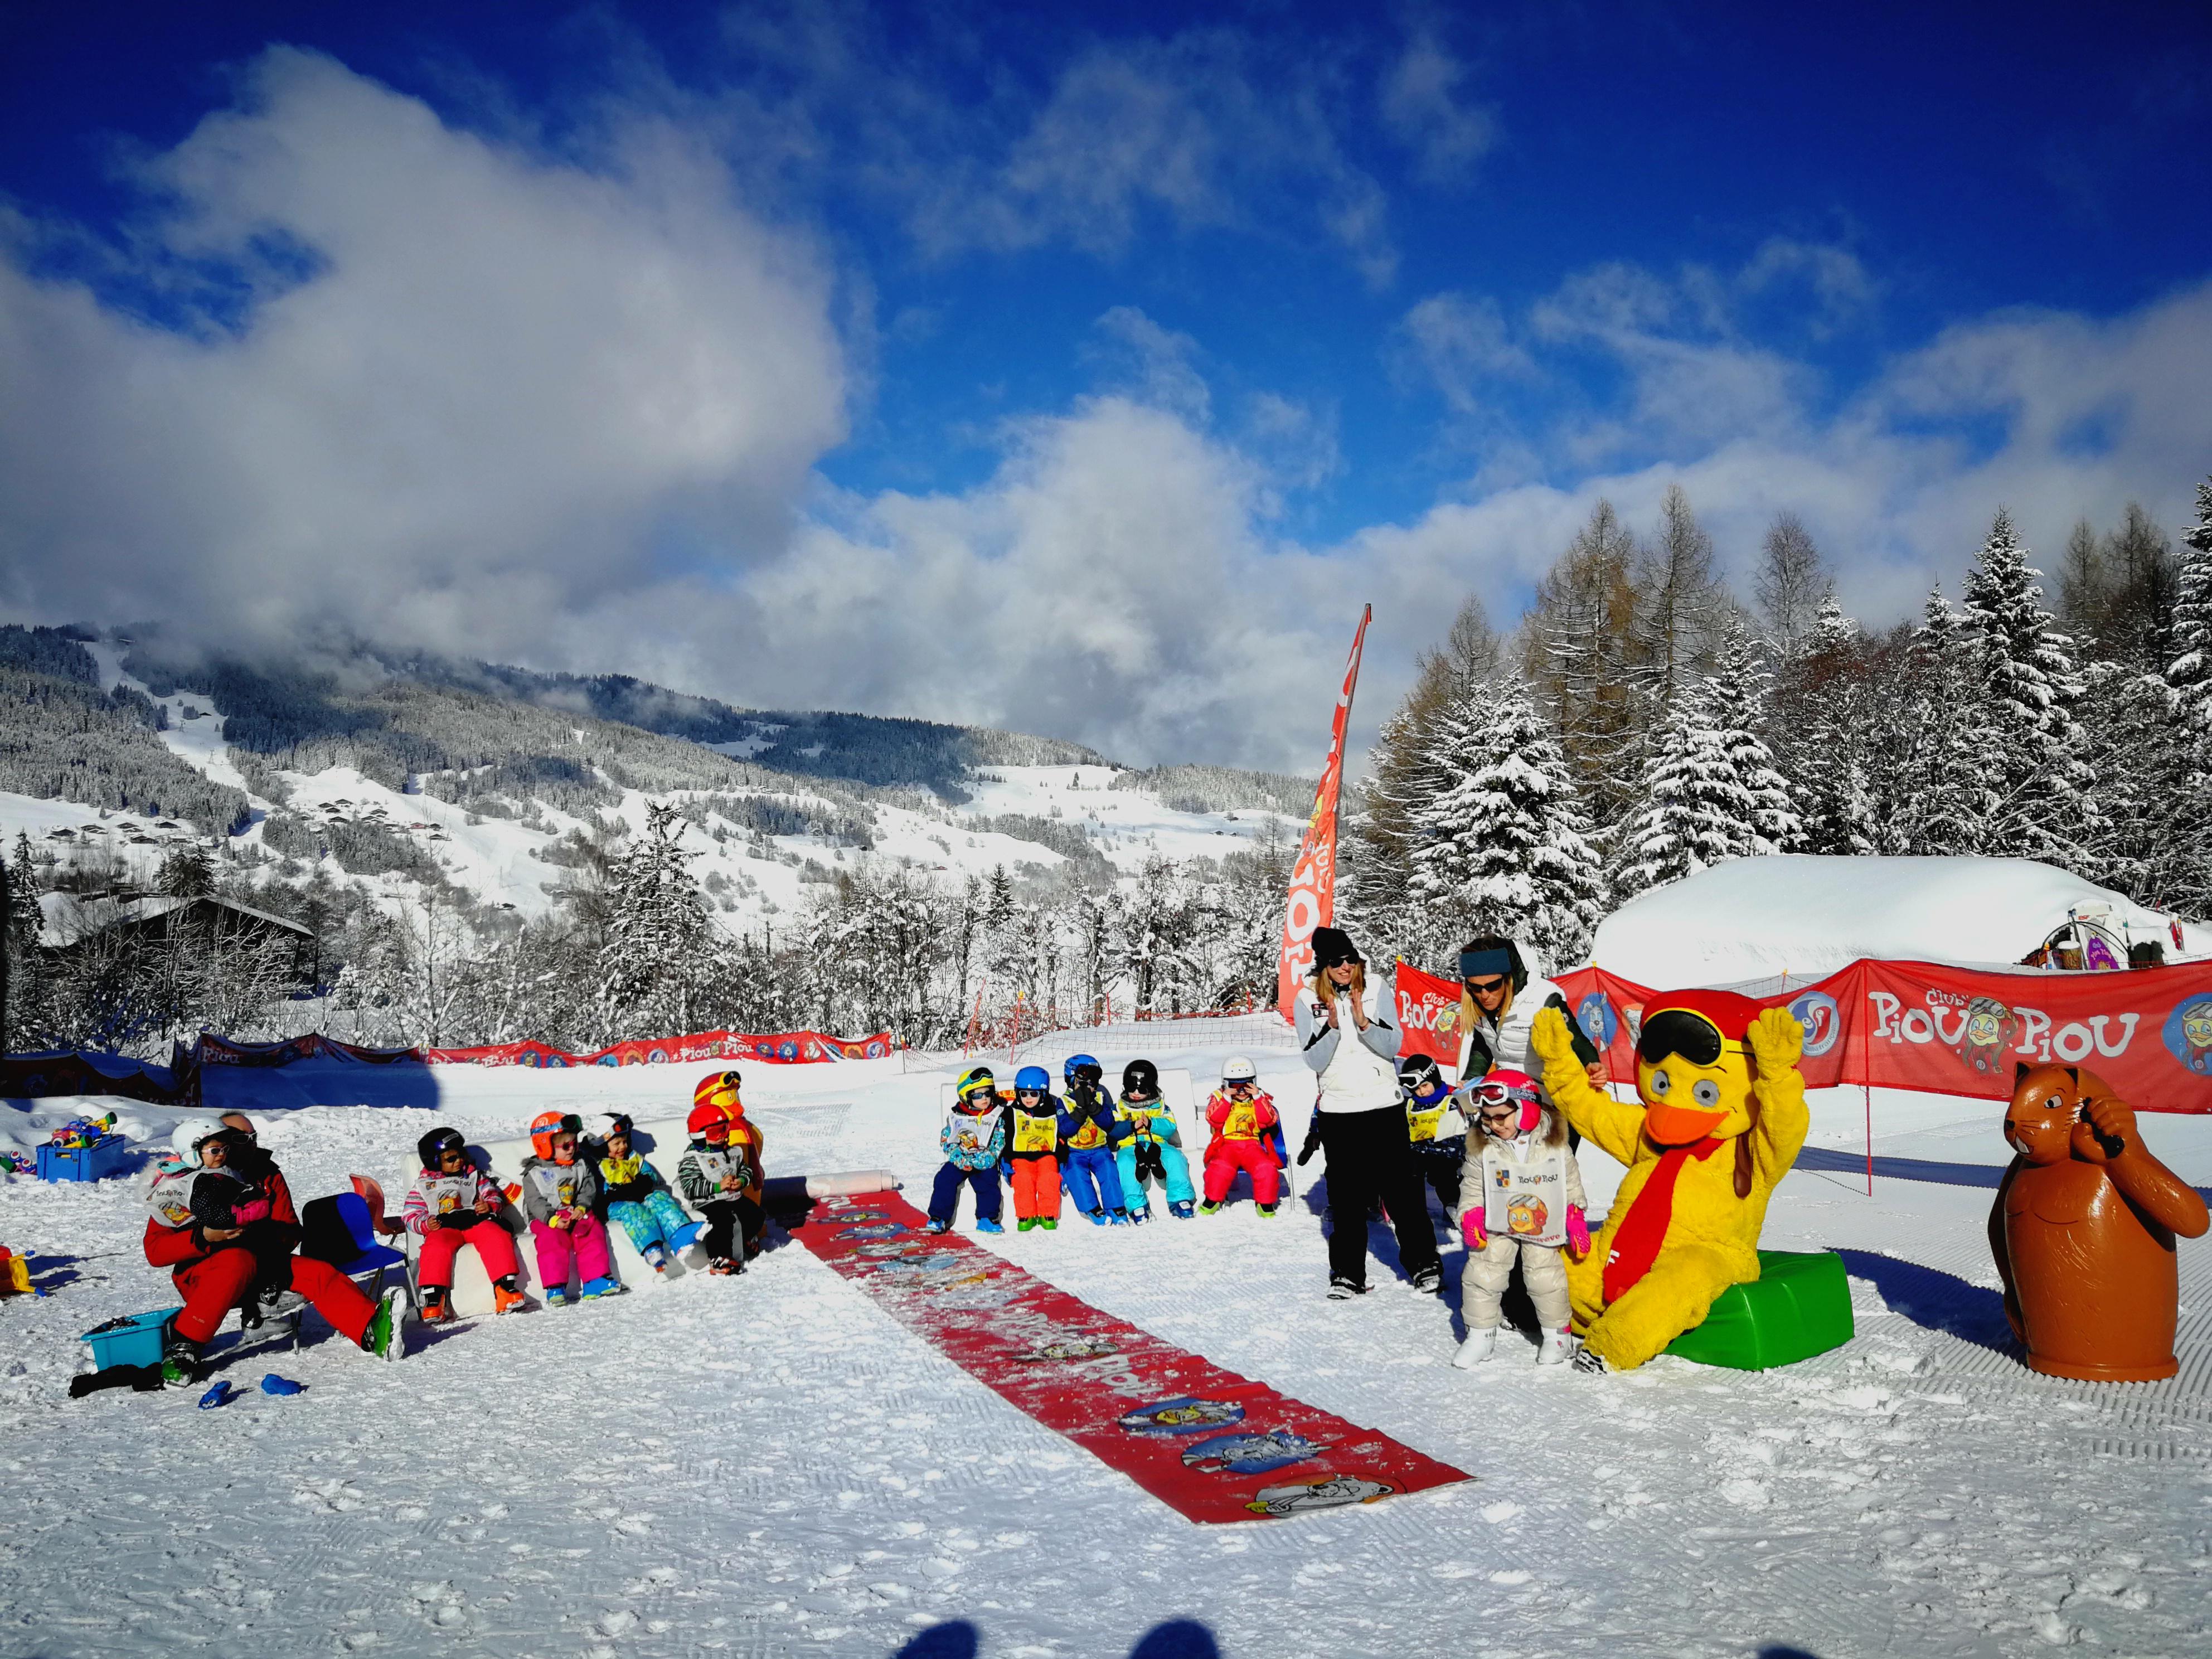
[1295,926,1443,1300]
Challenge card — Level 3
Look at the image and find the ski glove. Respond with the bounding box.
[438,1211,478,1231]
[1296,1122,1323,1167]
[229,1198,272,1225]
[1461,1211,1487,1251]
[1565,1205,1591,1257]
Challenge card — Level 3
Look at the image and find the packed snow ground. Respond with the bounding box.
[4,1051,2210,1658]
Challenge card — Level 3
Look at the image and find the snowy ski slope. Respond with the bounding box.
[4,1048,2209,1658]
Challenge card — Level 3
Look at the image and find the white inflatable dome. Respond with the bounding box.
[1591,855,2208,987]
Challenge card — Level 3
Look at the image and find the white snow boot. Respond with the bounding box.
[1537,1328,1574,1366]
[1452,1327,1497,1369]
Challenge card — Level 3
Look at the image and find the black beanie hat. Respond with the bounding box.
[418,1127,464,1169]
[1311,926,1362,968]
[1123,1059,1160,1097]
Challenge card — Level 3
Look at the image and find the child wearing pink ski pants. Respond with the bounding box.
[530,1211,612,1292]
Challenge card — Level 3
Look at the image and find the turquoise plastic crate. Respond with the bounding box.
[38,1136,130,1182]
[80,1307,182,1371]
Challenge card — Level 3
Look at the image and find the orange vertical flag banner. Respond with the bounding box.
[1277,605,1372,1022]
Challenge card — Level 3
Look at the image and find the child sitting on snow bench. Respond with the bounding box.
[596,1120,702,1273]
[405,1127,526,1321]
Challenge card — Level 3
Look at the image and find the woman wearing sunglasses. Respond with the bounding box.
[1452,935,1605,1096]
[1295,926,1443,1299]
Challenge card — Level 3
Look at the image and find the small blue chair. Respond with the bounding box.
[300,1192,409,1303]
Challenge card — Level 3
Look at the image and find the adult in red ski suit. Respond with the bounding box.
[1201,1075,1283,1210]
[144,1120,377,1351]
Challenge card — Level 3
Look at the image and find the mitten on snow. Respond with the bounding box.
[1565,1205,1591,1257]
[1461,1211,1487,1251]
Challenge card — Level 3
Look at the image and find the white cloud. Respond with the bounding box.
[0,48,848,659]
[2,49,2206,779]
[1379,30,1497,185]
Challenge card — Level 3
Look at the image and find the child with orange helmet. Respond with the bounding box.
[520,1112,622,1306]
[677,1099,761,1273]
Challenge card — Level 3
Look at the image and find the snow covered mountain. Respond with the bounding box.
[0,623,1311,940]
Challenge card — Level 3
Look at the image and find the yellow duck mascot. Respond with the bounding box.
[1529,989,1810,1372]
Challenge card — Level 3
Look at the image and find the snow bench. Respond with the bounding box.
[1663,1249,1855,1371]
[393,1117,899,1318]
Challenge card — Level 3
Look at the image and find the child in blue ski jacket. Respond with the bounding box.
[595,1122,702,1273]
[1114,1058,1196,1220]
[1059,1054,1131,1225]
[929,1067,1008,1235]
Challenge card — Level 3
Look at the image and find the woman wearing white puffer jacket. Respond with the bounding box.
[1295,926,1443,1301]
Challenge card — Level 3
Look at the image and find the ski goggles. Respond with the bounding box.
[1466,1078,1541,1109]
[1636,1008,1746,1069]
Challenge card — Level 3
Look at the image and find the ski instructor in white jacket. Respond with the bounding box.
[1295,926,1444,1300]
[1451,935,1604,1093]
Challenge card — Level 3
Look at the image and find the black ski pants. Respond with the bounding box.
[1318,1106,1441,1288]
[699,1196,764,1264]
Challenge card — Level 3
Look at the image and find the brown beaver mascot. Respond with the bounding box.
[1990,1064,2209,1382]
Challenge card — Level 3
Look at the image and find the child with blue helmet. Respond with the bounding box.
[1006,1065,1064,1231]
[1059,1054,1132,1225]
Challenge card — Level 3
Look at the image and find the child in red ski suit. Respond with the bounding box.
[404,1127,526,1320]
[1200,1061,1283,1214]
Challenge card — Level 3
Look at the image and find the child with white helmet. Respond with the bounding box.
[1452,1068,1590,1367]
[1200,1058,1282,1216]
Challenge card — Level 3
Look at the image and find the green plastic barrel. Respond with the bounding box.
[1662,1249,1855,1371]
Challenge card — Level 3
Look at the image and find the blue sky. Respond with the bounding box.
[2,1,2208,769]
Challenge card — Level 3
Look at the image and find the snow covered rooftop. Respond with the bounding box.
[1592,854,2210,986]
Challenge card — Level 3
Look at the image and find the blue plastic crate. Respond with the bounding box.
[36,1136,130,1183]
[80,1307,182,1371]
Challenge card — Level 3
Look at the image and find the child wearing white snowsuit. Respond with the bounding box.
[1114,1059,1195,1220]
[1453,1070,1589,1367]
[596,1126,699,1272]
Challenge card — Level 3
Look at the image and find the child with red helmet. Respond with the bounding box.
[677,1098,763,1273]
[520,1113,622,1306]
[1451,1068,1588,1368]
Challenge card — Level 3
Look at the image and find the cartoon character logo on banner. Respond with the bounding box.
[867,1040,889,1058]
[2167,998,2212,1075]
[1575,993,1618,1054]
[1787,991,1842,1059]
[779,1041,799,1061]
[1956,996,2020,1075]
[1117,1398,1246,1435]
[1016,1335,1119,1364]
[1181,1431,1322,1475]
[1243,1475,1393,1516]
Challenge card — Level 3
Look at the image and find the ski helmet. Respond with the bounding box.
[1466,1067,1544,1134]
[1221,1056,1258,1085]
[1014,1065,1051,1094]
[530,1110,583,1161]
[686,1103,730,1138]
[1397,1054,1447,1103]
[1122,1058,1160,1098]
[169,1116,229,1168]
[418,1127,467,1170]
[1063,1053,1102,1086]
[955,1066,998,1104]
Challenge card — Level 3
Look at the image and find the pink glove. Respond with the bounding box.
[1461,1211,1487,1251]
[1565,1205,1591,1257]
[230,1198,271,1225]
